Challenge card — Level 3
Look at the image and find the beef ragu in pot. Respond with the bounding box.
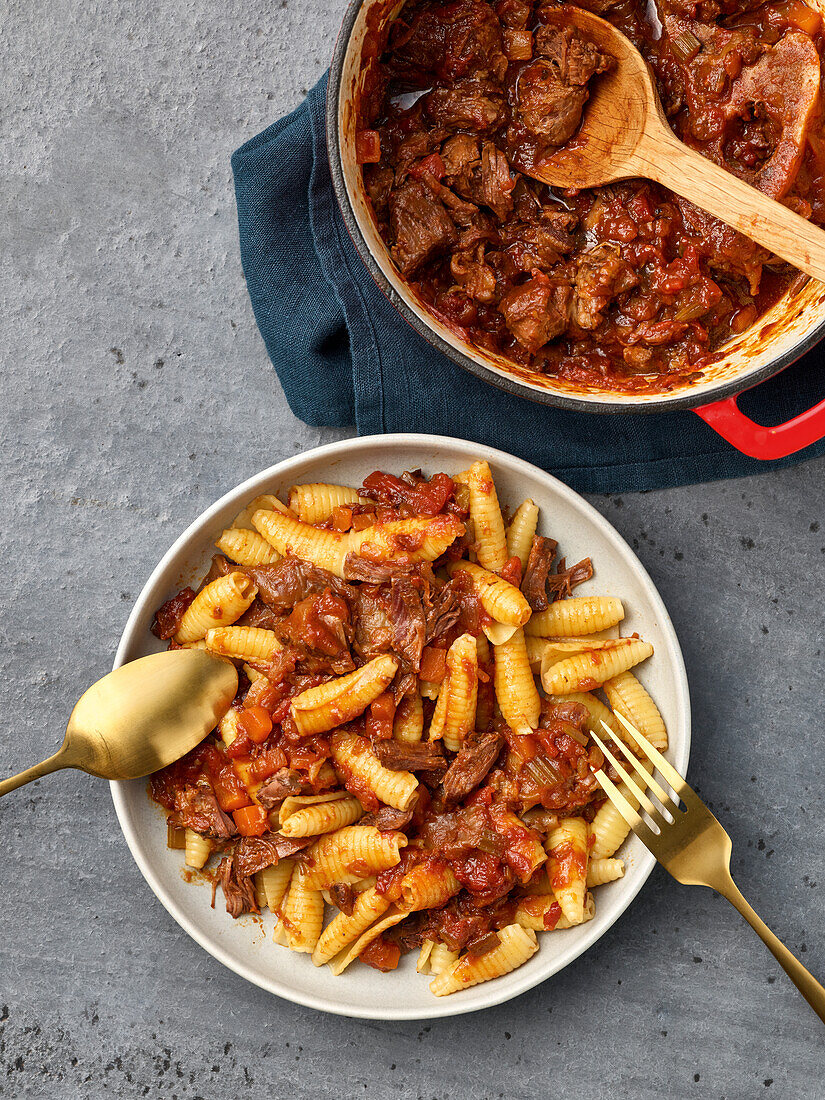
[355,0,824,392]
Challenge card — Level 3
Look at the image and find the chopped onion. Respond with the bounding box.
[477,827,506,855]
[670,28,701,64]
[675,297,711,322]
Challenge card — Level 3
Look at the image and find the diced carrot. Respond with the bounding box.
[239,705,273,744]
[331,506,354,532]
[419,646,447,683]
[213,768,251,812]
[366,691,396,740]
[786,0,821,34]
[233,804,269,837]
[351,512,376,530]
[410,153,446,181]
[249,745,288,781]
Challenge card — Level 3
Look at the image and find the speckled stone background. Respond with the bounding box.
[2,1,824,1096]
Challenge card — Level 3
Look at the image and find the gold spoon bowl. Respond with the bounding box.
[0,649,238,797]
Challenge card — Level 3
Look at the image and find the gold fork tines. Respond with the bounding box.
[591,714,825,1026]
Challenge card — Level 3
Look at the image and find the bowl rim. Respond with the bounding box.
[325,0,825,415]
[110,432,691,1019]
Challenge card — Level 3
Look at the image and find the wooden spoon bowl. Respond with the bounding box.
[529,6,657,188]
[528,6,825,282]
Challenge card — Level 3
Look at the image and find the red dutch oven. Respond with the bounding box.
[326,0,825,459]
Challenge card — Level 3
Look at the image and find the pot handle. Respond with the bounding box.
[693,392,825,460]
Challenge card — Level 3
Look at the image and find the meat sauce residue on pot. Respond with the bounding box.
[355,0,825,392]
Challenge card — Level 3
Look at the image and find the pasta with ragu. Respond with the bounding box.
[148,461,668,996]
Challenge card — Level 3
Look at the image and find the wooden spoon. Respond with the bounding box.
[0,649,238,798]
[527,7,825,282]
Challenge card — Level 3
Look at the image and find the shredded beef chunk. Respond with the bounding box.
[521,535,558,611]
[390,0,506,81]
[270,833,315,859]
[431,178,479,225]
[390,179,458,276]
[235,835,282,877]
[500,276,572,352]
[534,24,613,86]
[442,728,505,802]
[359,806,415,831]
[547,556,593,600]
[375,740,448,776]
[343,555,420,583]
[151,587,196,640]
[257,768,304,809]
[573,243,638,330]
[237,598,283,631]
[474,142,514,220]
[425,80,505,132]
[364,164,396,213]
[441,133,481,195]
[354,585,395,659]
[248,558,354,614]
[511,27,612,150]
[201,554,235,585]
[174,783,237,838]
[424,578,463,643]
[451,249,497,302]
[542,699,591,730]
[500,211,576,271]
[439,0,508,81]
[390,577,426,683]
[214,853,258,919]
[329,882,356,916]
[514,58,588,147]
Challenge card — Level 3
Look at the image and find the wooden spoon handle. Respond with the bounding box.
[0,752,68,798]
[639,129,825,283]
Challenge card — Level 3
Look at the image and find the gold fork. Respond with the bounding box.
[591,713,825,1025]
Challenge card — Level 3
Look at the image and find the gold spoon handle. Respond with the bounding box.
[0,751,69,798]
[717,874,825,1024]
[639,127,825,283]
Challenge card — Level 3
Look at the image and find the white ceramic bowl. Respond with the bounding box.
[111,434,690,1019]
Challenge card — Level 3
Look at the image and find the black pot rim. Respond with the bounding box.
[326,0,825,416]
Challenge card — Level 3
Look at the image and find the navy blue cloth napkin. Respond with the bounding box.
[231,73,825,494]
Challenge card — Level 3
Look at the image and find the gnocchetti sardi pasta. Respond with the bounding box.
[173,571,257,644]
[215,526,280,568]
[148,458,669,997]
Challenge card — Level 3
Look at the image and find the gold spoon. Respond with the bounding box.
[0,649,238,798]
[529,7,825,282]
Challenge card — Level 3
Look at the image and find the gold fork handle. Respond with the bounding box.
[718,876,825,1025]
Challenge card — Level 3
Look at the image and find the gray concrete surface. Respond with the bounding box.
[1,1,823,1097]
